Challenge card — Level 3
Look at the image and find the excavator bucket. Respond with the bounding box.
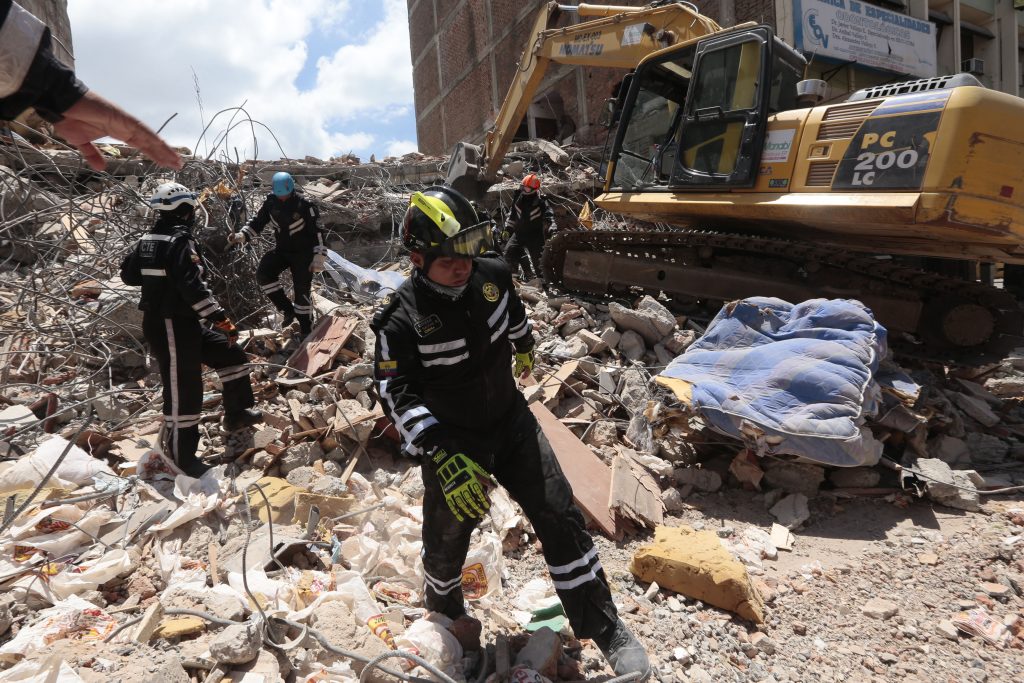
[445,142,492,201]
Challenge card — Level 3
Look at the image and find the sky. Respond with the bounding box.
[67,0,418,163]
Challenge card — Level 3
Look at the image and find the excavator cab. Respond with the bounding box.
[608,26,804,192]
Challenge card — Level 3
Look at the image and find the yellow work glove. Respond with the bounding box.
[513,349,535,379]
[433,448,493,522]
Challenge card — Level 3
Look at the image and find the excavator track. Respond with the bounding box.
[542,229,1024,362]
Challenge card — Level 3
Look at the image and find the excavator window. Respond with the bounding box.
[672,27,774,189]
[678,38,762,178]
[610,49,694,191]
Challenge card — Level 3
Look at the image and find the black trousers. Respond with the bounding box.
[503,234,544,280]
[142,314,255,476]
[420,401,619,641]
[256,250,314,333]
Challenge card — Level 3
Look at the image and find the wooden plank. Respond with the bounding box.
[608,454,664,531]
[287,316,358,377]
[530,403,619,539]
[208,543,220,585]
[132,602,165,643]
[538,360,579,404]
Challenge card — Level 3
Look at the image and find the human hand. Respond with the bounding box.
[513,349,535,379]
[213,318,239,345]
[227,232,246,246]
[432,448,494,522]
[310,254,326,273]
[53,91,183,171]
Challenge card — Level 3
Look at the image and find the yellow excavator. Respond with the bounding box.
[445,1,1024,358]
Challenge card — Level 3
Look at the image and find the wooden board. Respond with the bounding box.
[609,454,664,530]
[530,403,619,539]
[287,316,358,377]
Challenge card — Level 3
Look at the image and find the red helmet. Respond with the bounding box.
[521,174,541,193]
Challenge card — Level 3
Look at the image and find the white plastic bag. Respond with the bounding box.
[13,507,114,558]
[49,549,134,599]
[0,655,84,682]
[0,596,115,662]
[393,613,462,677]
[0,437,113,494]
[335,570,396,649]
[462,531,503,600]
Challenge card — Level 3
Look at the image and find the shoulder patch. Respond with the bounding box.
[481,282,499,302]
[371,292,402,330]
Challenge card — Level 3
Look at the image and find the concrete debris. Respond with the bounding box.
[762,460,825,496]
[769,493,811,529]
[909,458,982,512]
[2,136,1023,682]
[210,622,262,664]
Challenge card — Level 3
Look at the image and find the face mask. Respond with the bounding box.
[415,269,469,302]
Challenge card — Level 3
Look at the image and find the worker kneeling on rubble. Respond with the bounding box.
[121,183,263,477]
[502,173,557,282]
[371,185,650,680]
[229,171,326,338]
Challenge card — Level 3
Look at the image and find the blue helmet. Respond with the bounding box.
[272,171,294,198]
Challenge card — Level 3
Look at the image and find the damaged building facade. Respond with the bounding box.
[409,0,1024,156]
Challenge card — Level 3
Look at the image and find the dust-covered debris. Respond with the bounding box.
[1,132,1023,683]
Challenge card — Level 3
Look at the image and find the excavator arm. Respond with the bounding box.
[445,2,722,199]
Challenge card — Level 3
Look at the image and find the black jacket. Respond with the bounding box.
[0,1,87,122]
[120,220,227,322]
[504,189,556,243]
[372,255,535,458]
[240,193,325,257]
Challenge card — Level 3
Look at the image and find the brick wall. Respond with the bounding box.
[409,0,780,155]
[20,0,73,66]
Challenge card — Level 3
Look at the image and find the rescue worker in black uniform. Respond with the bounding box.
[501,173,557,281]
[371,186,650,680]
[121,183,263,477]
[228,172,326,337]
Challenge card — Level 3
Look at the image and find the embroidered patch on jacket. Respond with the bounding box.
[482,282,499,302]
[377,360,398,377]
[414,314,443,337]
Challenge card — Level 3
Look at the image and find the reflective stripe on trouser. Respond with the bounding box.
[502,234,544,281]
[143,314,256,476]
[420,402,618,639]
[256,249,314,331]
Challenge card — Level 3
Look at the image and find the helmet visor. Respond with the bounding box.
[437,222,494,258]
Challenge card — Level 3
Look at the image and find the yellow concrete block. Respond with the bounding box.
[292,491,356,525]
[629,525,765,623]
[246,476,297,523]
[153,615,206,639]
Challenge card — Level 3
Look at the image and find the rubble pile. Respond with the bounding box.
[0,135,1022,682]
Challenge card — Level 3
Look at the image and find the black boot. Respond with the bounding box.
[595,619,651,682]
[223,408,264,431]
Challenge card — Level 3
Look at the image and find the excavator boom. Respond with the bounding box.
[446,2,722,198]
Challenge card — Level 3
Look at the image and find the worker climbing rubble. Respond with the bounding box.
[371,185,651,680]
[229,171,327,338]
[121,182,263,477]
[502,173,557,282]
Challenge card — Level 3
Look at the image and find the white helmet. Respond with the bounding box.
[149,182,197,211]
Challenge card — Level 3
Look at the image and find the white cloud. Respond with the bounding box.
[66,0,414,161]
[385,139,418,158]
